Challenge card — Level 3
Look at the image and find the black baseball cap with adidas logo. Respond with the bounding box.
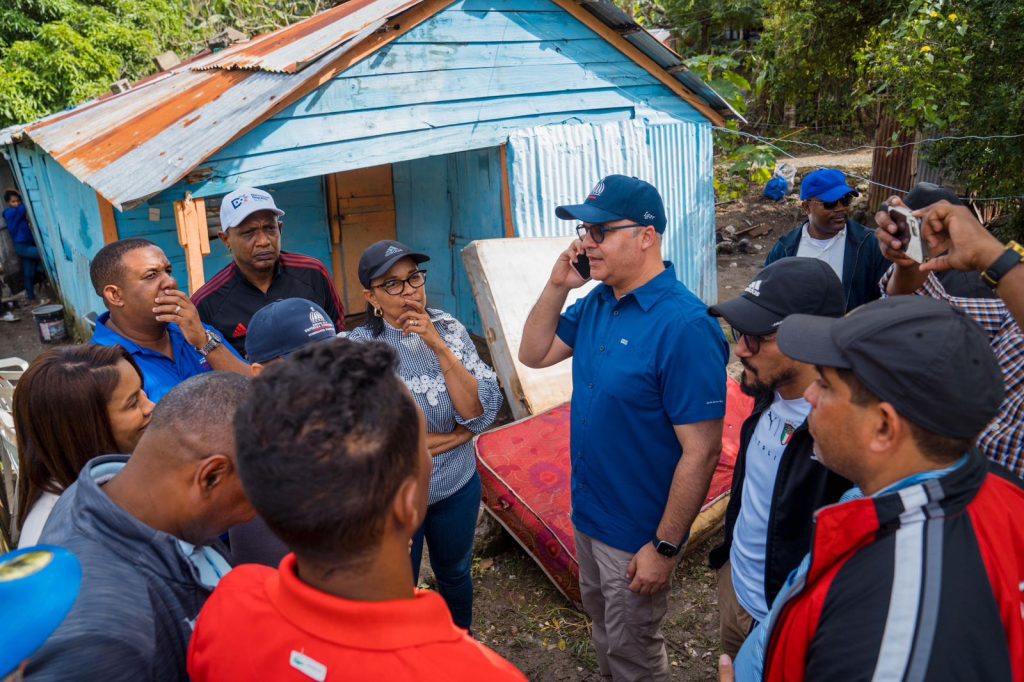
[358,240,430,289]
[709,257,846,336]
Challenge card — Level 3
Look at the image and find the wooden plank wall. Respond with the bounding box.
[180,0,706,197]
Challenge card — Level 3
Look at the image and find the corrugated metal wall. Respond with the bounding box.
[868,114,916,212]
[507,119,716,303]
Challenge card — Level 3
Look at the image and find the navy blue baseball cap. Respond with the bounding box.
[245,298,337,364]
[556,175,667,233]
[800,169,859,202]
[709,257,845,336]
[778,296,1004,439]
[358,240,430,288]
[0,546,82,676]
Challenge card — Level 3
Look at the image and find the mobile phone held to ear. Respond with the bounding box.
[571,254,591,280]
[885,204,929,263]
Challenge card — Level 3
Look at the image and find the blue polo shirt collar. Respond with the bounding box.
[597,262,677,313]
[92,311,179,357]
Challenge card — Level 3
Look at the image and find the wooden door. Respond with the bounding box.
[327,165,396,314]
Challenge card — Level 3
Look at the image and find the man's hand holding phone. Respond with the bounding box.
[550,238,591,289]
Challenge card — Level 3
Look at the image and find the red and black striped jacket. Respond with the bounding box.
[192,251,345,357]
[761,448,1024,681]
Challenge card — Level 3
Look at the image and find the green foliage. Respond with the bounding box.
[684,53,751,114]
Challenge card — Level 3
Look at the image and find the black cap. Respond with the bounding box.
[903,182,962,210]
[709,257,846,335]
[245,298,337,363]
[555,175,667,233]
[357,240,430,289]
[778,296,1004,439]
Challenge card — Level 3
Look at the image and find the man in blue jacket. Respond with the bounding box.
[28,372,255,681]
[765,169,889,311]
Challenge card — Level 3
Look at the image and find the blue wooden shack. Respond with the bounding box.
[0,0,734,336]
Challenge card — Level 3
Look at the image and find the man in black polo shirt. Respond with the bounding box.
[192,186,345,354]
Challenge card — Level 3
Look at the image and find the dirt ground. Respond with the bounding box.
[0,157,870,680]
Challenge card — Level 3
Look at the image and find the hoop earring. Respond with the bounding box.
[373,306,383,318]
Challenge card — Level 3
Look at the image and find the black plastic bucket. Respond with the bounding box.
[32,304,67,343]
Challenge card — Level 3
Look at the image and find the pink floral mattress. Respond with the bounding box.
[475,378,753,605]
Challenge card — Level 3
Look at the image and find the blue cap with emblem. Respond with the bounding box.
[245,298,337,364]
[556,175,667,233]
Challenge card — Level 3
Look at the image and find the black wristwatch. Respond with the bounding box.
[652,534,687,558]
[195,329,222,357]
[981,241,1024,289]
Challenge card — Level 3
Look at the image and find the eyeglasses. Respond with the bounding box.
[729,326,774,355]
[375,270,427,295]
[575,223,644,244]
[810,194,854,211]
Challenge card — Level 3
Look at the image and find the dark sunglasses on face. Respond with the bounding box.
[575,222,644,244]
[375,270,428,295]
[811,193,855,211]
[729,326,773,354]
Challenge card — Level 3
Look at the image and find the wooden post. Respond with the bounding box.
[499,144,515,239]
[325,174,347,301]
[173,193,211,293]
[96,193,119,244]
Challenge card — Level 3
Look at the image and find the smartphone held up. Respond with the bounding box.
[885,204,929,263]
[571,253,591,281]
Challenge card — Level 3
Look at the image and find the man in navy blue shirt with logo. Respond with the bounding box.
[520,175,728,680]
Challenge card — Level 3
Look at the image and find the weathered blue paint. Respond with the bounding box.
[393,147,505,335]
[169,0,705,199]
[9,142,109,329]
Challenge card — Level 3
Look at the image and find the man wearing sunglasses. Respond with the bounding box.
[192,186,346,356]
[520,175,728,680]
[765,168,889,311]
[706,257,850,658]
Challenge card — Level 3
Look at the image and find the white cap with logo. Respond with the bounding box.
[219,186,285,232]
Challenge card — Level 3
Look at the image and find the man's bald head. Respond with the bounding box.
[141,372,251,460]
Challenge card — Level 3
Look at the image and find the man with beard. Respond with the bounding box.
[765,169,888,311]
[707,258,851,657]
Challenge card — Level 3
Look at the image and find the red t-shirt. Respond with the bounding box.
[187,555,526,682]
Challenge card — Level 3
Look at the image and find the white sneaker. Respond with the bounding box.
[1,311,18,322]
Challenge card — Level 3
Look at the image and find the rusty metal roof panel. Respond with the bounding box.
[19,1,409,210]
[195,0,419,73]
[579,0,742,121]
[25,24,381,210]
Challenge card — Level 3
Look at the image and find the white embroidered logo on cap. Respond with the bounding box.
[745,280,762,297]
[384,245,403,257]
[643,211,655,220]
[309,308,327,326]
[589,181,606,197]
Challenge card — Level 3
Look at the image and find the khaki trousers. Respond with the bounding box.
[575,529,670,681]
[716,559,755,658]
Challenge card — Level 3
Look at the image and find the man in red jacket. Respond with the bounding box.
[188,339,526,682]
[723,295,1024,681]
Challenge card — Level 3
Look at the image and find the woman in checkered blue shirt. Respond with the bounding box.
[345,241,502,632]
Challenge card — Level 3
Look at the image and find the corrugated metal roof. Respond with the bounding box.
[578,0,744,122]
[17,0,423,210]
[9,0,734,211]
[196,0,419,73]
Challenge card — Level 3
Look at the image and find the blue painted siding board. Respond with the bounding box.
[187,108,632,198]
[400,10,595,43]
[177,0,704,196]
[12,144,111,324]
[334,39,627,79]
[216,85,673,161]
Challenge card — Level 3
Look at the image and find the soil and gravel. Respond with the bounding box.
[0,155,871,681]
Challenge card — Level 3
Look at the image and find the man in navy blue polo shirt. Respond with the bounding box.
[520,175,728,680]
[90,238,249,402]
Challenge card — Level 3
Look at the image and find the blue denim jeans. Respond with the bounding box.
[14,243,40,300]
[411,470,481,631]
